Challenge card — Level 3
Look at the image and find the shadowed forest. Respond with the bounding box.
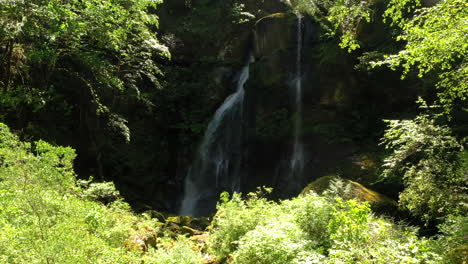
[0,0,466,263]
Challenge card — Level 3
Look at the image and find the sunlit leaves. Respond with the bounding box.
[381,115,467,221]
[0,123,165,263]
[376,0,468,113]
[383,0,421,27]
[293,0,373,52]
[211,190,443,263]
[296,0,467,113]
[328,0,372,52]
[0,0,168,116]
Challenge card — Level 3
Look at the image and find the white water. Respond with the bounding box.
[180,56,253,216]
[289,14,305,184]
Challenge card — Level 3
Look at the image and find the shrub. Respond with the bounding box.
[209,187,445,264]
[290,194,334,248]
[381,115,467,222]
[0,123,162,263]
[234,220,316,264]
[150,236,202,264]
[208,189,276,259]
[80,180,122,205]
[434,216,468,264]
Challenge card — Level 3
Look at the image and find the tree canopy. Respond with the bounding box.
[295,0,467,113]
[0,0,168,120]
[0,1,467,263]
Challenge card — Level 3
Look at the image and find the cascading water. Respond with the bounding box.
[289,14,305,188]
[180,55,253,216]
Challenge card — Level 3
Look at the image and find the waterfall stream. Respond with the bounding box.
[289,14,305,187]
[180,15,306,216]
[180,55,253,216]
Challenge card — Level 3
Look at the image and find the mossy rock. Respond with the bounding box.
[181,225,203,236]
[165,215,211,231]
[254,12,297,59]
[445,245,468,264]
[145,210,168,222]
[301,176,397,214]
[336,151,384,188]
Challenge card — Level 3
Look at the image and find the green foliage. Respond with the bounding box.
[382,0,466,77]
[297,0,467,113]
[381,115,468,222]
[435,216,468,263]
[375,0,468,113]
[0,0,168,143]
[0,122,166,263]
[234,219,315,264]
[294,193,334,248]
[0,0,167,89]
[178,0,254,40]
[0,121,461,263]
[79,180,122,205]
[328,198,371,246]
[327,0,372,52]
[209,188,445,263]
[383,0,421,28]
[209,188,275,259]
[293,0,373,51]
[0,0,174,202]
[151,236,202,264]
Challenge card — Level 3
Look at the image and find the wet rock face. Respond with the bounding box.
[243,0,291,16]
[249,12,299,122]
[240,10,419,198]
[244,13,306,196]
[254,13,296,59]
[151,1,421,214]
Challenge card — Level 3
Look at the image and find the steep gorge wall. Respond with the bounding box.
[0,0,425,214]
[156,0,421,213]
[243,12,419,198]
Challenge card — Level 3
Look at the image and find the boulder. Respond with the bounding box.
[301,176,398,213]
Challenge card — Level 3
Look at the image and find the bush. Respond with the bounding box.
[150,236,202,264]
[208,189,276,259]
[234,220,317,264]
[0,122,457,264]
[80,180,122,205]
[0,123,162,263]
[381,115,467,222]
[208,187,445,264]
[291,194,334,248]
[434,216,468,264]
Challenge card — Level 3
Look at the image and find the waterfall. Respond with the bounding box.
[289,14,305,188]
[180,55,253,216]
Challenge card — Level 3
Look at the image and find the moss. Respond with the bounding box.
[348,180,388,205]
[301,175,337,195]
[165,215,211,234]
[445,245,468,264]
[256,12,290,24]
[301,176,397,214]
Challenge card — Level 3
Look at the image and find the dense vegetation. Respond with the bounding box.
[1,124,465,263]
[0,0,467,263]
[0,123,164,263]
[294,0,467,225]
[295,0,467,112]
